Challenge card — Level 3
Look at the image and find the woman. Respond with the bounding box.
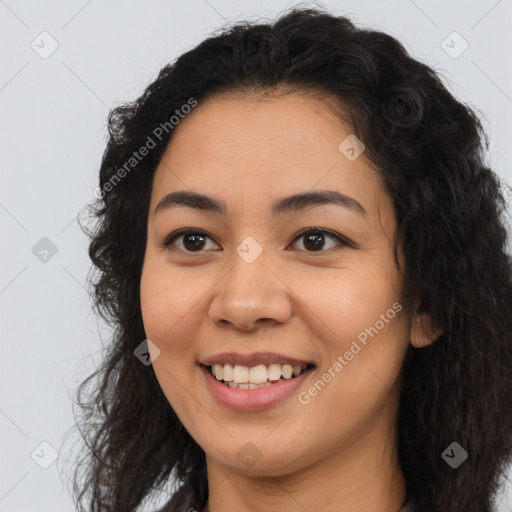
[71,7,512,512]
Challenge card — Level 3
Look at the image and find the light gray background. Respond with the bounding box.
[1,1,511,511]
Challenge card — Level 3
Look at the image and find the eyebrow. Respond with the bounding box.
[154,189,366,217]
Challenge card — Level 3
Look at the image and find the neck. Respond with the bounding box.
[202,417,406,512]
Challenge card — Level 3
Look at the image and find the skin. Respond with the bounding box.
[140,91,435,512]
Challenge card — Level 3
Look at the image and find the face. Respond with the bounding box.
[140,91,415,478]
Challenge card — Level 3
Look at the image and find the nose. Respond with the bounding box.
[208,251,293,331]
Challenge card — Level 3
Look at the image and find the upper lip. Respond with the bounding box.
[200,351,315,367]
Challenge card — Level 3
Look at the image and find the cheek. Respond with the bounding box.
[140,260,200,413]
[296,255,409,411]
[299,260,403,347]
[140,266,171,341]
[140,255,200,345]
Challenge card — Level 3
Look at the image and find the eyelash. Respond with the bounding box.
[159,227,355,255]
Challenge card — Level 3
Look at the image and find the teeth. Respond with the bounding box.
[233,365,249,383]
[227,381,273,389]
[223,364,234,381]
[210,362,310,386]
[281,364,293,379]
[267,364,282,381]
[249,364,268,384]
[212,364,223,380]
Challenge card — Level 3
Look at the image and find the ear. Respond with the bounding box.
[410,311,443,348]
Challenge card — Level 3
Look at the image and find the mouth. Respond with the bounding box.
[201,362,316,390]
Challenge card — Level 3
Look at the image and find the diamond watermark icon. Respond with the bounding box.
[31,31,59,59]
[236,236,263,264]
[441,441,468,469]
[237,442,262,468]
[32,237,58,263]
[441,31,469,59]
[338,134,365,161]
[31,441,58,469]
[134,339,161,366]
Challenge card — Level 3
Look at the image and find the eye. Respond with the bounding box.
[159,227,353,254]
[160,229,219,253]
[289,228,352,253]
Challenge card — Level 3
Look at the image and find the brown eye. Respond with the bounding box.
[289,228,351,253]
[160,227,353,255]
[162,230,219,253]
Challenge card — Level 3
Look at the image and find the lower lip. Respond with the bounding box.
[200,365,314,411]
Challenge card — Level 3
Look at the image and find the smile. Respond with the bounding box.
[208,363,313,389]
[199,362,316,411]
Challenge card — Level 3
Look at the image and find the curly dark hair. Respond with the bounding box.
[67,6,512,512]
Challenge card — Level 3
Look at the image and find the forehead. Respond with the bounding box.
[163,91,356,165]
[151,91,390,222]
